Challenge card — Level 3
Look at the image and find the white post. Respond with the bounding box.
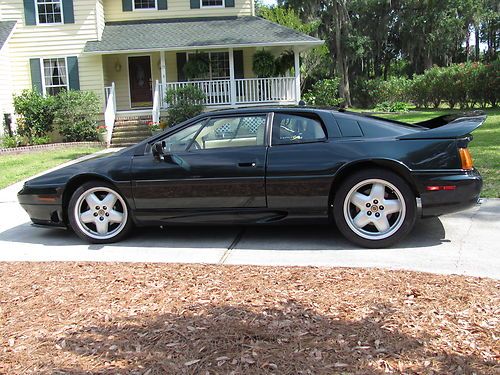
[294,47,301,103]
[229,48,236,106]
[160,51,166,107]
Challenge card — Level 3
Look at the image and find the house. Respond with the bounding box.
[0,0,323,145]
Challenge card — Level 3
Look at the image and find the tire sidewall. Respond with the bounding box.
[333,169,416,248]
[68,181,132,244]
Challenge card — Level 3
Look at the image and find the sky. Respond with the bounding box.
[259,0,277,5]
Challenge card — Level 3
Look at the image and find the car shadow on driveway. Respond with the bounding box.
[0,217,447,250]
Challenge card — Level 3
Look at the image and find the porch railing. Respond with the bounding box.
[104,82,116,146]
[161,77,296,108]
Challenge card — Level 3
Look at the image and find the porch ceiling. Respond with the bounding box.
[84,16,323,54]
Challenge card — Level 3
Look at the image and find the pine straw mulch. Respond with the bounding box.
[0,263,498,375]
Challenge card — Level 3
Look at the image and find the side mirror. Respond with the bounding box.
[152,141,174,163]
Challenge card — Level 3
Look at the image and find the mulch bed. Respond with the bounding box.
[0,263,498,374]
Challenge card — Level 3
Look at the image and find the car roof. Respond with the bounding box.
[202,105,339,117]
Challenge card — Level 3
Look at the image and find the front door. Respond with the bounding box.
[128,56,153,108]
[131,114,269,223]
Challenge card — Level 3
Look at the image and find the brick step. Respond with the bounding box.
[111,135,151,144]
[109,143,137,148]
[114,120,151,127]
[112,128,152,137]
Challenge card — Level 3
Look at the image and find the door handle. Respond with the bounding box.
[238,162,257,167]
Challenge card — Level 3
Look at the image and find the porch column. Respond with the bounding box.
[160,51,167,107]
[294,47,301,103]
[229,48,236,106]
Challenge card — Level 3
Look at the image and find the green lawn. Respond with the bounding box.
[378,108,499,198]
[0,146,103,189]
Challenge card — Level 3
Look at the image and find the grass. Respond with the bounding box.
[376,108,500,198]
[0,146,104,189]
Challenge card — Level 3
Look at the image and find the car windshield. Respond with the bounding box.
[161,122,204,152]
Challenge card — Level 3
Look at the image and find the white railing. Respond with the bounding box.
[162,77,296,108]
[235,77,296,104]
[152,80,161,124]
[104,82,116,146]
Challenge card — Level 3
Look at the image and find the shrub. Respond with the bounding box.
[374,101,411,112]
[1,135,20,148]
[352,77,411,108]
[183,53,209,80]
[303,78,343,107]
[252,50,276,78]
[13,90,56,139]
[53,90,100,142]
[165,85,206,127]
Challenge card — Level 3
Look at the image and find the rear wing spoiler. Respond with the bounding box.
[398,112,486,140]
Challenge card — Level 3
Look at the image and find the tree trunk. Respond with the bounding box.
[475,26,480,61]
[333,2,351,107]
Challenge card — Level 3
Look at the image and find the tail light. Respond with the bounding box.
[458,148,473,170]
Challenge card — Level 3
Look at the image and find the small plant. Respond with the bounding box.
[165,85,206,127]
[303,78,343,107]
[30,136,51,145]
[147,121,161,132]
[252,50,276,78]
[13,90,56,139]
[54,90,100,142]
[1,135,20,148]
[97,125,107,134]
[183,53,209,80]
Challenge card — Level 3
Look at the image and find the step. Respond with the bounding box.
[112,129,152,137]
[114,120,151,127]
[110,143,137,148]
[111,135,151,144]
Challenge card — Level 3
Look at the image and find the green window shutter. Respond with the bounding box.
[122,0,133,11]
[62,0,75,23]
[29,58,43,94]
[225,0,235,7]
[67,56,80,90]
[23,0,37,25]
[234,50,244,79]
[158,0,168,10]
[190,0,200,9]
[176,53,187,81]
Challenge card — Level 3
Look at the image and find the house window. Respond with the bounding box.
[187,52,229,80]
[43,58,68,95]
[36,0,63,24]
[133,0,157,9]
[201,0,224,7]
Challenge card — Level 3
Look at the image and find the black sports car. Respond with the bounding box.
[18,107,484,248]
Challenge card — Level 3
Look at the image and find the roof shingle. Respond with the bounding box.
[85,16,322,53]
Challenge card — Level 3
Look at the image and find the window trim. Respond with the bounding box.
[200,0,225,9]
[34,0,64,26]
[186,51,230,81]
[132,0,158,11]
[271,112,328,146]
[40,56,69,96]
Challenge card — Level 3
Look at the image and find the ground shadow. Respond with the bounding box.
[39,301,491,374]
[0,216,447,251]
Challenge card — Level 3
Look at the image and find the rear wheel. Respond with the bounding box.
[333,169,416,248]
[68,181,132,244]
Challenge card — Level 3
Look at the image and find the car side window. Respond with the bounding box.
[273,114,327,145]
[159,121,204,152]
[188,115,267,150]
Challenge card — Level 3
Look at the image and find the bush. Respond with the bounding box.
[252,50,276,78]
[183,53,209,80]
[303,78,343,107]
[53,90,100,142]
[1,135,21,148]
[352,77,411,108]
[165,85,206,127]
[13,90,56,139]
[374,101,411,112]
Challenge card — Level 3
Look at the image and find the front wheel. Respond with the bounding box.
[68,181,133,244]
[333,169,416,248]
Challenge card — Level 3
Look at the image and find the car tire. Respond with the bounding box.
[333,169,416,248]
[68,181,133,244]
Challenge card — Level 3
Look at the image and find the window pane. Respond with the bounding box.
[43,58,67,96]
[191,116,266,150]
[273,114,326,144]
[161,122,204,152]
[210,52,229,79]
[134,0,156,9]
[202,0,223,6]
[37,0,62,24]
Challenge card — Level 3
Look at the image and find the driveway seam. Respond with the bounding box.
[219,227,245,264]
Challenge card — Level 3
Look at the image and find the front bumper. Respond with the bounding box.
[18,184,66,228]
[413,168,482,217]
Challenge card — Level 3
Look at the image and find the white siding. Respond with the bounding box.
[0,0,105,107]
[103,0,253,22]
[0,41,14,134]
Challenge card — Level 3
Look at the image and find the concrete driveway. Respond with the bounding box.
[1,155,498,279]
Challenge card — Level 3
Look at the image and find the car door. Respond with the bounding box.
[266,112,340,214]
[131,113,269,218]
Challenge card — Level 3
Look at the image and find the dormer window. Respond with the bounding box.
[133,0,157,10]
[36,0,63,24]
[201,0,225,8]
